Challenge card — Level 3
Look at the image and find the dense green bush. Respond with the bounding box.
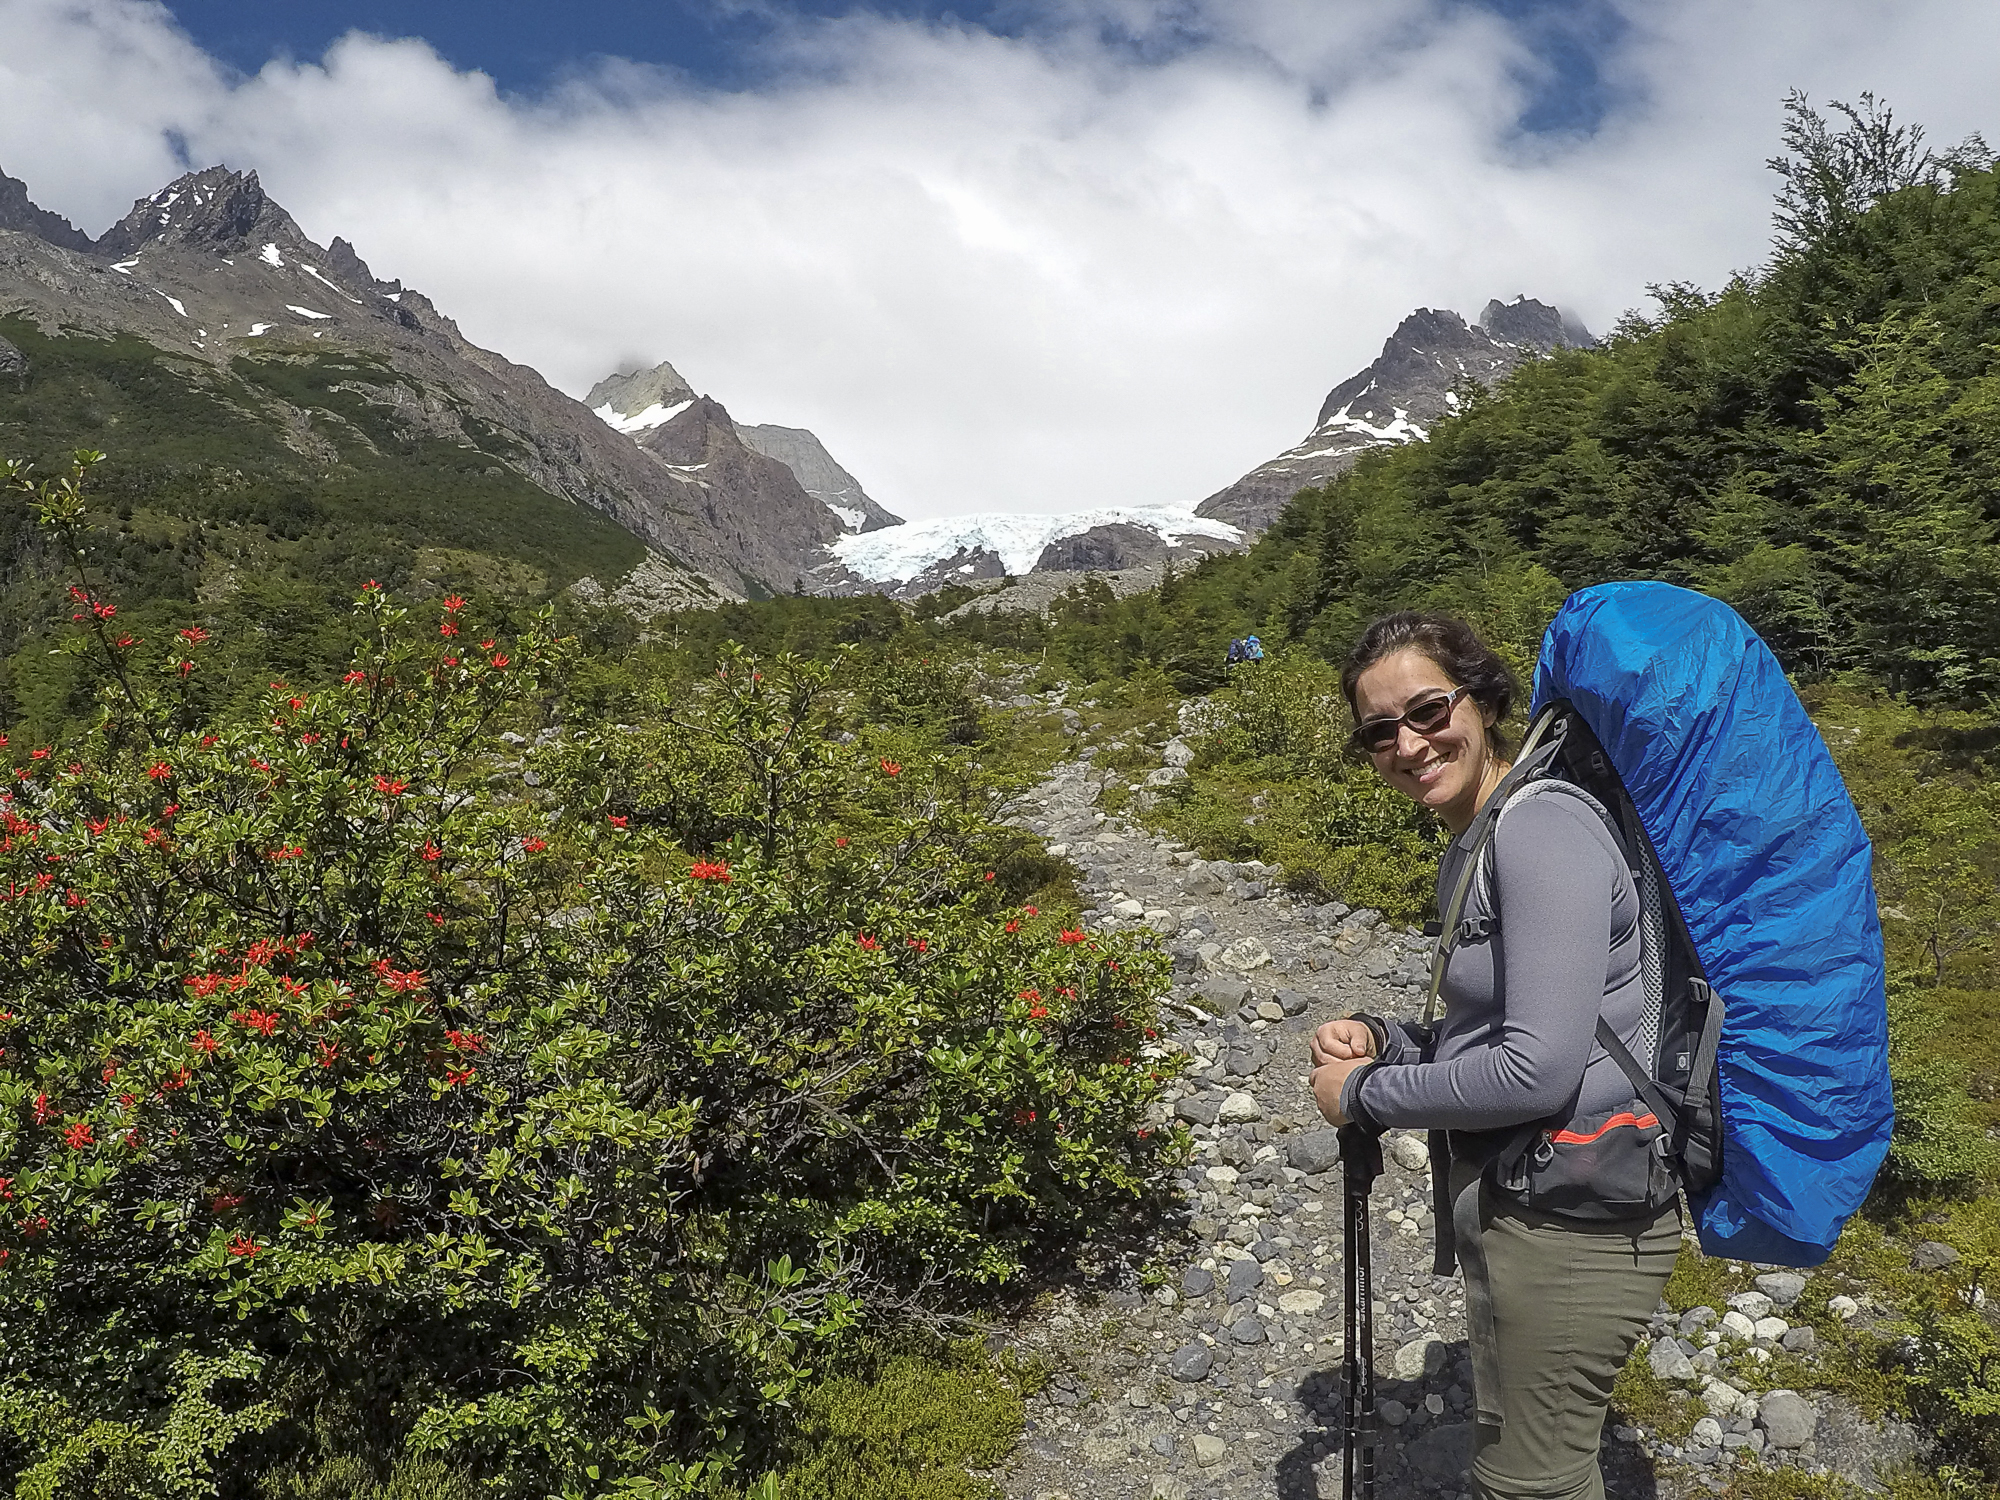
[0,457,1181,1497]
[1143,650,1444,919]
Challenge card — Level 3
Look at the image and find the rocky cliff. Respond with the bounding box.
[1196,296,1593,535]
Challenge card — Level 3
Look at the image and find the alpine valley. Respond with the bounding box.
[0,159,1587,626]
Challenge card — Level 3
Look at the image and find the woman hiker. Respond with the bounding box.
[1308,612,1678,1500]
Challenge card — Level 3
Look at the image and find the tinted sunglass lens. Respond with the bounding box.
[1405,696,1455,732]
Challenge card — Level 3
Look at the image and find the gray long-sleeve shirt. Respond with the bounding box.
[1343,787,1646,1132]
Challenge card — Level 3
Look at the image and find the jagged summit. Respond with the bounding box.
[586,359,697,433]
[0,168,92,253]
[585,359,901,545]
[1198,294,1593,534]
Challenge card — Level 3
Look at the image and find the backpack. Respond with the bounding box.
[1427,581,1892,1267]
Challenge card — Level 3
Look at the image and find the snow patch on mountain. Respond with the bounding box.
[834,507,1241,584]
[594,399,693,435]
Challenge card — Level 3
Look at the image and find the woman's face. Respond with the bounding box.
[1351,647,1497,833]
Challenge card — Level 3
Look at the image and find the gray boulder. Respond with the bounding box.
[1226,1258,1264,1302]
[1913,1240,1962,1271]
[1197,975,1250,1011]
[1754,1270,1808,1307]
[1288,1130,1345,1175]
[1169,1342,1213,1382]
[1174,1095,1220,1126]
[1758,1389,1816,1449]
[1229,1315,1266,1345]
[1648,1339,1697,1383]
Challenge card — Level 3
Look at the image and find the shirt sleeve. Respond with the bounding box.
[1343,794,1616,1131]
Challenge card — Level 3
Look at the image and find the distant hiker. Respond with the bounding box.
[1225,638,1245,666]
[1310,612,1676,1500]
[1243,634,1264,661]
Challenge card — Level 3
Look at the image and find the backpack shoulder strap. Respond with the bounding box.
[1422,706,1570,1025]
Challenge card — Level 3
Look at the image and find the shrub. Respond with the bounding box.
[0,455,1182,1496]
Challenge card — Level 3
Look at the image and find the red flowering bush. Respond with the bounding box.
[0,456,1181,1497]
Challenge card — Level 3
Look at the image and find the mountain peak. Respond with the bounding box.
[0,167,93,253]
[93,165,307,261]
[586,360,696,432]
[1477,295,1592,353]
[1197,293,1595,533]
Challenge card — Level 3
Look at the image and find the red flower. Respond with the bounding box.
[63,1121,94,1150]
[984,871,995,881]
[101,1062,118,1083]
[856,934,879,951]
[382,968,426,993]
[1005,920,1020,933]
[1013,1108,1038,1126]
[905,937,929,952]
[29,748,47,760]
[879,759,901,777]
[421,841,442,861]
[443,594,466,612]
[342,670,368,685]
[1023,905,1039,917]
[227,1234,259,1257]
[439,622,459,637]
[443,1066,476,1087]
[374,776,408,797]
[31,1093,51,1124]
[191,1030,218,1054]
[1059,929,1085,945]
[608,815,628,828]
[489,654,509,669]
[316,1042,339,1068]
[834,836,848,847]
[162,1067,191,1091]
[178,625,209,643]
[201,734,218,746]
[231,1009,280,1036]
[444,1029,485,1053]
[146,762,171,780]
[1028,1004,1049,1020]
[427,911,444,927]
[521,837,547,853]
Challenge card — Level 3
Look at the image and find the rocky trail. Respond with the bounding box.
[981,736,1930,1500]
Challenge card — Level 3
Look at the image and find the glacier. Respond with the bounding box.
[831,507,1242,584]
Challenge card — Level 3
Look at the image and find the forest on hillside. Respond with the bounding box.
[0,94,1997,1497]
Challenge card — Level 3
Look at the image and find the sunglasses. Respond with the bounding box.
[1350,685,1471,754]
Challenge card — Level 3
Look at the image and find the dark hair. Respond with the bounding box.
[1341,612,1516,758]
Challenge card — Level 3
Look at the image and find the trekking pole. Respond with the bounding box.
[1340,1123,1384,1500]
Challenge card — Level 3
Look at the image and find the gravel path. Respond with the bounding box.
[984,743,1929,1500]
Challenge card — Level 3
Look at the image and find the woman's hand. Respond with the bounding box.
[1311,1018,1378,1068]
[1311,1056,1370,1125]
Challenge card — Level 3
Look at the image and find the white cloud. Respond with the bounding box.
[2,0,1998,520]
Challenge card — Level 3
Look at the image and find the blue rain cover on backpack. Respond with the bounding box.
[1532,581,1893,1265]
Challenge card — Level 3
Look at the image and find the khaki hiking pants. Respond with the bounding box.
[1451,1163,1680,1500]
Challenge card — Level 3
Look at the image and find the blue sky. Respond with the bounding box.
[166,0,1621,132]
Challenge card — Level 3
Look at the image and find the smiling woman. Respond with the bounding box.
[1314,608,1676,1500]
